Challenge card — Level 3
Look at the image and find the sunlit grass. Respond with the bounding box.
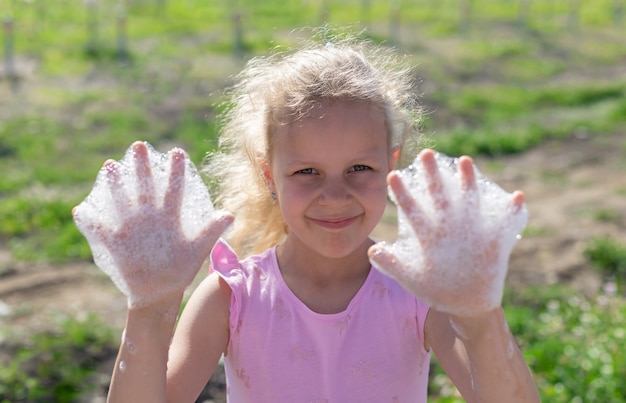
[429,285,626,402]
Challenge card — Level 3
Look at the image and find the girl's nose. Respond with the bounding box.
[318,177,351,206]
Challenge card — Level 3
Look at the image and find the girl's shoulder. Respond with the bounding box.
[209,239,276,279]
[209,239,280,310]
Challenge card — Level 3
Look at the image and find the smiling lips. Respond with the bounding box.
[310,215,361,230]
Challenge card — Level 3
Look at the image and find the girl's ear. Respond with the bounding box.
[389,146,401,171]
[258,154,276,193]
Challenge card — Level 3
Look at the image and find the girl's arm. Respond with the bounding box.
[426,308,540,403]
[166,272,232,402]
[72,141,233,402]
[107,291,184,403]
[106,273,231,403]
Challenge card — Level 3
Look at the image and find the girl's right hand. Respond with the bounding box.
[73,141,233,309]
[368,149,527,317]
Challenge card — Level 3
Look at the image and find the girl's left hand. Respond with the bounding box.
[368,149,527,317]
[73,141,233,309]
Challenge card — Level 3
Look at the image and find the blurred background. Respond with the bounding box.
[0,0,625,401]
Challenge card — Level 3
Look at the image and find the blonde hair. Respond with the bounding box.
[204,30,422,257]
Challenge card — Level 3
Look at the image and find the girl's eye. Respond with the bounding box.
[296,168,317,175]
[349,164,371,172]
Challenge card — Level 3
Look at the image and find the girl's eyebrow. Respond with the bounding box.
[282,155,314,165]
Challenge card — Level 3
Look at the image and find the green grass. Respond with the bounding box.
[506,286,626,403]
[427,285,626,402]
[0,314,117,403]
[584,235,626,292]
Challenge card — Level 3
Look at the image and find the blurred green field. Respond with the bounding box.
[1,0,624,263]
[0,0,625,402]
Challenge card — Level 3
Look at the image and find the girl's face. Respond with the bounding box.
[267,101,396,259]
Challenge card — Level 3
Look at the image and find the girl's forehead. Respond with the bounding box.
[271,101,390,156]
[281,100,386,134]
[302,99,384,121]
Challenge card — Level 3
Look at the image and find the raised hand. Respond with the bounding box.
[368,149,527,317]
[73,141,233,308]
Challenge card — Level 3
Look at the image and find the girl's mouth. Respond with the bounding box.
[311,215,360,230]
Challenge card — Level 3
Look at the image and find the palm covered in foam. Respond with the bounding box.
[73,141,233,308]
[368,149,527,317]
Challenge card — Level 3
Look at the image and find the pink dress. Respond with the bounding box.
[210,240,431,403]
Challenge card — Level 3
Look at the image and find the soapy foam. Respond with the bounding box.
[89,143,216,240]
[73,142,219,307]
[373,152,528,316]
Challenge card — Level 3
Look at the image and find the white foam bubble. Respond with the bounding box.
[73,142,220,307]
[125,336,137,355]
[0,300,12,317]
[373,152,528,316]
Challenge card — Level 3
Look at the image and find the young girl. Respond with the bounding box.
[74,33,540,402]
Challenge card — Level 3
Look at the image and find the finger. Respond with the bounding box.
[368,242,418,288]
[103,159,132,213]
[192,211,234,257]
[388,171,431,239]
[420,149,448,211]
[458,156,476,192]
[368,242,400,272]
[458,155,480,212]
[510,190,525,214]
[504,191,528,240]
[71,203,86,227]
[163,148,186,214]
[132,141,156,206]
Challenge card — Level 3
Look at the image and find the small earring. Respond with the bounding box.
[271,192,277,202]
